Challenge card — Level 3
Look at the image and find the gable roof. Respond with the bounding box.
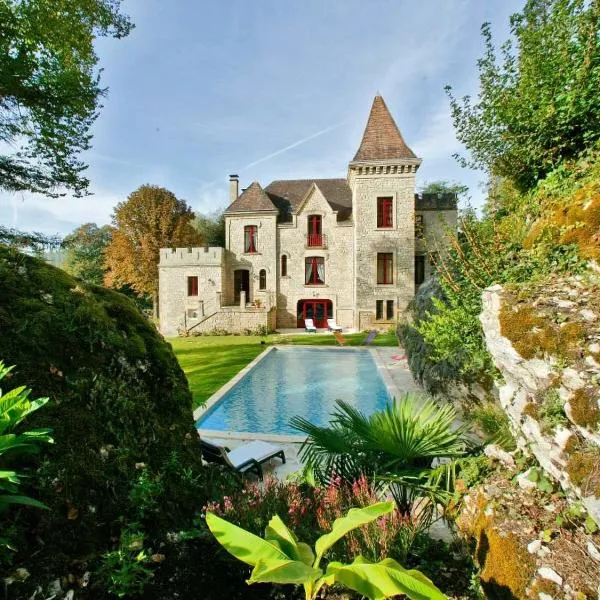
[224,181,277,214]
[353,95,417,162]
[265,178,352,222]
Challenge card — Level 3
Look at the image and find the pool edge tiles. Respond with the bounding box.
[194,345,399,439]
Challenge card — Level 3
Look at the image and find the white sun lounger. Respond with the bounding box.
[304,318,317,333]
[199,438,285,480]
[327,318,342,332]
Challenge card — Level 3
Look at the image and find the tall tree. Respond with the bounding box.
[104,185,203,318]
[446,0,600,191]
[62,223,113,285]
[0,0,132,196]
[192,210,226,247]
[420,180,469,200]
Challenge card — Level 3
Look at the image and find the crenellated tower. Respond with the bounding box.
[348,95,421,329]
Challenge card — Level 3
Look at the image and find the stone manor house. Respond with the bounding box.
[158,95,457,337]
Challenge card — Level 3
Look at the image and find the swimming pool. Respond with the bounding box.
[196,346,391,436]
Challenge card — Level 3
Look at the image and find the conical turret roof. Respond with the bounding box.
[353,95,417,162]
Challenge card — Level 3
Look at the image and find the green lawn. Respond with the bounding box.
[170,329,398,408]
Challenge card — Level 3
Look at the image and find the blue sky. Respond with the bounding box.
[0,0,524,235]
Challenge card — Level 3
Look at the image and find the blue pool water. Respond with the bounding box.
[196,347,391,436]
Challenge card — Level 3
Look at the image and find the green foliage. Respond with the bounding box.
[0,227,62,253]
[206,504,446,600]
[466,401,516,451]
[446,0,600,191]
[413,196,583,387]
[100,527,154,598]
[0,246,210,583]
[526,467,555,494]
[420,180,469,200]
[62,223,113,285]
[192,210,226,247]
[538,389,569,433]
[417,294,494,381]
[398,279,461,395]
[292,395,473,517]
[0,0,132,195]
[0,361,53,530]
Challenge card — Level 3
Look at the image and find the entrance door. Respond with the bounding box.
[298,299,332,328]
[234,269,250,304]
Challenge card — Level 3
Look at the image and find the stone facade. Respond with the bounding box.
[158,95,458,337]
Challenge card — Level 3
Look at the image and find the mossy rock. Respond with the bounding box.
[0,247,205,573]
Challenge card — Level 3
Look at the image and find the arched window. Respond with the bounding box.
[281,255,287,277]
[259,269,267,290]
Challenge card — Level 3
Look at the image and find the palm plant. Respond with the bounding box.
[291,394,474,518]
[0,361,53,516]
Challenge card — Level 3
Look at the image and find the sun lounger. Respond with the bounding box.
[327,318,342,332]
[305,318,317,333]
[334,331,348,346]
[362,330,378,345]
[199,437,286,480]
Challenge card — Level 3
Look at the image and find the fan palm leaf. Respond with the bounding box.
[291,393,476,515]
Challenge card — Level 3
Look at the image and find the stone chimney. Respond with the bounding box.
[229,174,239,203]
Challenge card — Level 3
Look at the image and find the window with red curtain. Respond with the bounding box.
[187,276,199,296]
[305,257,324,284]
[377,197,393,228]
[307,215,322,246]
[244,225,257,252]
[377,253,393,284]
[281,255,287,277]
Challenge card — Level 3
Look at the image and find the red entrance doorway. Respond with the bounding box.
[297,299,332,328]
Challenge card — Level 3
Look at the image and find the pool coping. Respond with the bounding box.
[194,344,402,440]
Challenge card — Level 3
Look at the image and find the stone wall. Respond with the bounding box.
[480,280,600,525]
[187,306,275,335]
[158,247,224,337]
[416,209,457,282]
[350,163,416,328]
[277,185,355,328]
[224,213,278,306]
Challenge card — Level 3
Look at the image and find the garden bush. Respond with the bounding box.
[0,246,230,596]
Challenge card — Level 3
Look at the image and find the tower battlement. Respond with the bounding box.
[159,247,224,266]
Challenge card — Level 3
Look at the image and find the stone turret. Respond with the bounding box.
[349,95,421,329]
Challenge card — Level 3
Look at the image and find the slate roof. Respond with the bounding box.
[224,181,277,214]
[353,95,417,162]
[265,178,353,222]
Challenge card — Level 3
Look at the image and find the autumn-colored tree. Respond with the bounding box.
[105,185,203,318]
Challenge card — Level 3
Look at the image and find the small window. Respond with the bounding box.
[244,225,257,253]
[305,257,325,285]
[187,308,198,319]
[415,214,424,238]
[376,300,384,320]
[377,197,393,228]
[386,300,394,320]
[415,255,425,285]
[281,254,287,277]
[187,276,198,296]
[259,269,266,290]
[377,253,393,284]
